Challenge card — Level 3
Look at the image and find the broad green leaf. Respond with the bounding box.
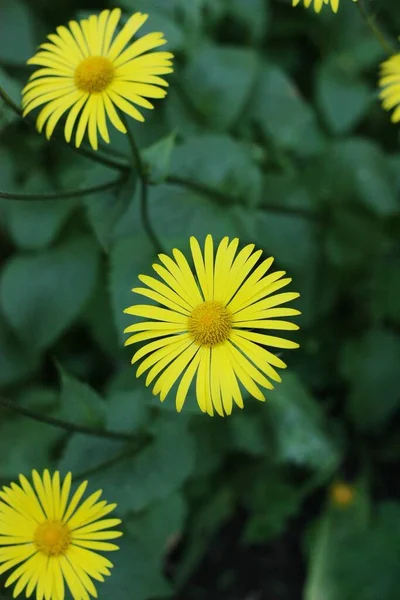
[228,413,268,457]
[4,195,76,249]
[106,389,150,435]
[63,415,195,516]
[316,58,372,134]
[226,0,269,43]
[0,313,38,386]
[101,535,172,600]
[143,132,176,184]
[318,139,399,216]
[249,63,324,155]
[57,366,105,428]
[0,68,21,130]
[83,166,135,249]
[341,328,400,433]
[171,134,262,206]
[126,492,187,557]
[368,259,400,325]
[0,236,100,350]
[0,414,62,478]
[147,183,244,252]
[183,44,258,130]
[109,234,156,345]
[267,373,340,472]
[0,0,36,64]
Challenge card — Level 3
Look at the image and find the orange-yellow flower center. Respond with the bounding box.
[34,520,71,556]
[188,301,232,347]
[75,56,114,93]
[330,482,355,507]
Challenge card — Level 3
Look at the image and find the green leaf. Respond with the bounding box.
[183,44,259,130]
[4,197,76,249]
[267,373,340,472]
[143,132,177,184]
[0,236,100,350]
[109,234,156,345]
[101,535,172,600]
[316,58,372,134]
[249,63,324,155]
[83,166,135,249]
[0,314,38,387]
[368,260,400,325]
[0,414,62,478]
[0,68,21,130]
[126,492,187,558]
[305,501,400,600]
[64,415,195,516]
[319,139,399,216]
[228,413,268,457]
[0,0,36,64]
[341,328,400,433]
[57,366,105,428]
[147,183,245,252]
[241,466,302,543]
[106,389,150,435]
[171,134,262,206]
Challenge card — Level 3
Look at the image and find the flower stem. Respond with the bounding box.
[0,177,124,201]
[357,0,396,55]
[121,114,163,253]
[0,395,135,441]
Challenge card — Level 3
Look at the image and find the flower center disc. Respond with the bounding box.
[189,301,232,347]
[75,56,114,93]
[34,520,71,556]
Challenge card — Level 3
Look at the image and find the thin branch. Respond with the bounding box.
[0,86,23,118]
[357,0,396,55]
[0,177,124,201]
[121,114,163,253]
[0,395,135,442]
[166,175,320,221]
[72,437,150,481]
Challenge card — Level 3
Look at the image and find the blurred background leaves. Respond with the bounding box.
[1,0,400,598]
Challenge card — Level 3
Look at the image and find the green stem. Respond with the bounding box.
[0,177,124,201]
[357,0,396,55]
[0,86,23,118]
[121,114,163,253]
[0,395,135,442]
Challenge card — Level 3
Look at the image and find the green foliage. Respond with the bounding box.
[1,0,400,598]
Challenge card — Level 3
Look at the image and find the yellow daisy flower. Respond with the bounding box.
[22,8,173,150]
[124,235,300,417]
[292,0,340,12]
[292,0,358,13]
[379,54,400,123]
[0,469,122,600]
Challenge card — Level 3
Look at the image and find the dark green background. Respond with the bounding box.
[1,0,400,598]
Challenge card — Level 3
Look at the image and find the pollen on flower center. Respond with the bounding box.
[34,520,71,556]
[188,301,232,347]
[74,56,114,93]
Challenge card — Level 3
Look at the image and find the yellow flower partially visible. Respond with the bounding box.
[292,0,358,13]
[22,8,173,150]
[330,481,355,507]
[124,235,300,417]
[379,54,400,123]
[0,469,122,600]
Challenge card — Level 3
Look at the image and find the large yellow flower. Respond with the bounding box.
[379,54,400,123]
[124,235,300,417]
[0,470,121,600]
[22,8,173,150]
